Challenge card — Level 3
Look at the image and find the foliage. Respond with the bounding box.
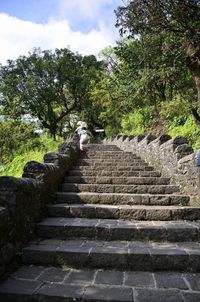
[115,0,200,125]
[0,49,104,139]
[0,135,61,177]
[121,107,156,135]
[0,120,38,164]
[160,95,191,124]
[167,115,200,149]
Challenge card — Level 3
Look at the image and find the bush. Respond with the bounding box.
[0,136,62,177]
[120,107,156,135]
[160,96,190,123]
[0,120,38,164]
[167,115,200,150]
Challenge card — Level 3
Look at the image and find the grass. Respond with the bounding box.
[0,136,62,178]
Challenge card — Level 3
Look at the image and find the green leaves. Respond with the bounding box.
[0,48,105,139]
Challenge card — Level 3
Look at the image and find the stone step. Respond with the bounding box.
[47,203,197,221]
[56,192,189,206]
[37,217,200,242]
[73,165,155,171]
[76,161,148,168]
[85,150,131,155]
[77,159,146,165]
[22,238,200,272]
[68,169,161,177]
[74,163,150,169]
[64,176,171,185]
[1,265,200,302]
[87,145,120,151]
[81,155,141,160]
[61,183,179,194]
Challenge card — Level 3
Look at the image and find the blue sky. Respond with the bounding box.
[0,0,123,64]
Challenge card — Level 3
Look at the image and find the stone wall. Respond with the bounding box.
[0,139,79,278]
[104,135,200,204]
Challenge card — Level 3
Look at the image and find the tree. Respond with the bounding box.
[0,48,104,139]
[0,119,38,164]
[115,0,200,125]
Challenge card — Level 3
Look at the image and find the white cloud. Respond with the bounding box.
[57,0,118,20]
[0,13,120,65]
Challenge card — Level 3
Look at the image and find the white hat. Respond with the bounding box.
[77,121,87,128]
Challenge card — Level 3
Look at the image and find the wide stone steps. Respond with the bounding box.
[87,145,120,151]
[83,150,132,155]
[22,238,200,272]
[76,159,147,165]
[55,192,189,206]
[1,265,200,302]
[1,143,199,302]
[73,165,155,171]
[37,217,200,242]
[68,169,161,177]
[64,176,171,185]
[73,163,154,171]
[61,183,179,194]
[47,204,199,221]
[82,155,142,159]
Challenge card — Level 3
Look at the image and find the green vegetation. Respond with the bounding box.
[0,135,61,177]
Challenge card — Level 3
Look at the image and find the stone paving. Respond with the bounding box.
[1,144,200,301]
[1,265,200,301]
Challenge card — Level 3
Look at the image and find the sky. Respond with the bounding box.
[0,0,123,65]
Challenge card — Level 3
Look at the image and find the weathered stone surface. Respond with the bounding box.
[1,141,199,302]
[0,278,42,295]
[145,208,171,221]
[184,273,200,290]
[125,271,154,287]
[154,272,188,290]
[182,292,200,302]
[37,217,200,242]
[2,265,200,301]
[95,270,124,285]
[105,135,199,201]
[135,288,184,302]
[83,285,133,301]
[37,283,84,299]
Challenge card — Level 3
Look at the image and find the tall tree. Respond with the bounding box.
[115,0,200,125]
[0,48,104,139]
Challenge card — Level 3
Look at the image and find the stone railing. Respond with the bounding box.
[0,138,79,278]
[104,134,200,204]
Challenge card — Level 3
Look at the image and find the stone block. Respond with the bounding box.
[127,248,152,270]
[134,288,184,302]
[124,271,154,287]
[184,273,200,291]
[149,248,188,271]
[95,270,124,285]
[0,279,42,295]
[37,283,84,300]
[89,247,127,269]
[182,292,200,302]
[149,195,170,205]
[137,225,167,241]
[83,285,133,302]
[154,272,188,290]
[13,265,46,280]
[120,208,146,220]
[65,269,95,285]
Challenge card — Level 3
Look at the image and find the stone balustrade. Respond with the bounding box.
[104,134,200,204]
[0,139,79,278]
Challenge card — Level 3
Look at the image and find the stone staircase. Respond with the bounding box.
[1,144,200,301]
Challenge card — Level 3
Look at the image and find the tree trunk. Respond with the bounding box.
[191,108,200,128]
[49,125,57,141]
[186,44,200,127]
